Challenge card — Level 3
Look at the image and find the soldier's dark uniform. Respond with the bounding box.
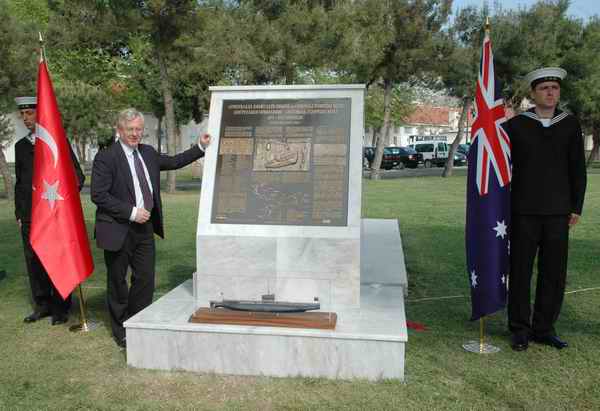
[504,103,587,346]
[14,97,84,324]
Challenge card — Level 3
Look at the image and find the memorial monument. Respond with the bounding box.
[124,85,408,380]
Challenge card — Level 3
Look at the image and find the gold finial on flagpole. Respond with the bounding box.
[38,32,46,63]
[485,16,491,34]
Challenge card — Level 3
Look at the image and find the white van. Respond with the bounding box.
[408,141,449,168]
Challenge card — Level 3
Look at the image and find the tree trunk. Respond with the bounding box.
[369,128,381,168]
[284,47,294,85]
[586,125,599,167]
[156,115,163,154]
[442,97,471,178]
[158,50,178,193]
[0,147,13,201]
[369,79,393,180]
[75,139,87,174]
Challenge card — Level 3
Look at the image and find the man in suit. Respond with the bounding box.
[504,67,587,351]
[91,108,210,348]
[14,96,85,325]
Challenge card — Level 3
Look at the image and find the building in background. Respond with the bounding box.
[364,103,593,153]
[364,105,474,147]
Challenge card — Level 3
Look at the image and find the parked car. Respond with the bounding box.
[363,146,423,170]
[363,146,399,169]
[363,146,375,168]
[457,143,471,156]
[453,151,467,166]
[389,146,423,169]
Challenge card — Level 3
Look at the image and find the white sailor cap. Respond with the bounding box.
[15,96,37,109]
[525,67,567,89]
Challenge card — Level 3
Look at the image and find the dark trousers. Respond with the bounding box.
[508,215,569,337]
[20,222,71,315]
[104,222,155,341]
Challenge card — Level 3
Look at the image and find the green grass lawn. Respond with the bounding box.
[1,174,599,410]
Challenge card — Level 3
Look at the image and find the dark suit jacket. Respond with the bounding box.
[90,141,204,251]
[14,136,85,222]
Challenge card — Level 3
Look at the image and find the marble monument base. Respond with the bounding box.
[124,219,407,381]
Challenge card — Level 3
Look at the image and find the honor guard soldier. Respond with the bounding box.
[14,96,85,325]
[504,68,587,351]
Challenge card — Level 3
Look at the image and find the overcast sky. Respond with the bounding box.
[451,0,600,21]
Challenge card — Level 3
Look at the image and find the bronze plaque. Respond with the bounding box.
[212,98,351,226]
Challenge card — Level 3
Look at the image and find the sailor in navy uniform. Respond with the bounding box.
[503,68,587,351]
[13,96,85,325]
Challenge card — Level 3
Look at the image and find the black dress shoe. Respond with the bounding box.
[511,334,529,351]
[51,314,68,325]
[23,310,50,323]
[533,335,568,350]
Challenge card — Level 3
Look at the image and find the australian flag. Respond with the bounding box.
[466,31,511,321]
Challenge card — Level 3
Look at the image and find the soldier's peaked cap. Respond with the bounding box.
[15,96,37,109]
[525,67,567,89]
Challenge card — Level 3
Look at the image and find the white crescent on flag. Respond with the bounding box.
[35,123,59,168]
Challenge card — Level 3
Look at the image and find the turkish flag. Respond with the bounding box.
[30,59,94,299]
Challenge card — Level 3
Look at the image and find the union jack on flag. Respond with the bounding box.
[471,33,511,195]
[465,31,512,321]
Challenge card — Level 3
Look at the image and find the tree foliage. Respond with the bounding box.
[335,0,452,178]
[562,17,600,162]
[2,0,599,197]
[0,0,40,199]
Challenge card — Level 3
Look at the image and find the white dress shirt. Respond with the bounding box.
[118,140,154,221]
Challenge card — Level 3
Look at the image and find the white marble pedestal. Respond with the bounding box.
[125,219,407,381]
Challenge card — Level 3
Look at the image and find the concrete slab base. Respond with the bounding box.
[125,218,407,381]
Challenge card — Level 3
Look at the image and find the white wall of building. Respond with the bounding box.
[364,124,463,147]
[3,112,29,163]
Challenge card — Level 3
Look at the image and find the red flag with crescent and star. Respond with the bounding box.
[29,58,94,299]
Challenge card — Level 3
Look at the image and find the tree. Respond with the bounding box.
[561,17,600,165]
[493,0,580,107]
[195,1,338,86]
[437,5,483,178]
[335,0,452,179]
[0,1,38,200]
[107,0,200,193]
[43,1,130,165]
[56,79,113,170]
[364,84,415,160]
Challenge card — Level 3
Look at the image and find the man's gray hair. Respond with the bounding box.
[116,108,144,129]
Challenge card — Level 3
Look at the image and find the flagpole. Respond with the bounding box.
[480,317,485,351]
[463,316,500,354]
[69,285,100,333]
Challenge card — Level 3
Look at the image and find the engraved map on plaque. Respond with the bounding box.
[212,99,350,226]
